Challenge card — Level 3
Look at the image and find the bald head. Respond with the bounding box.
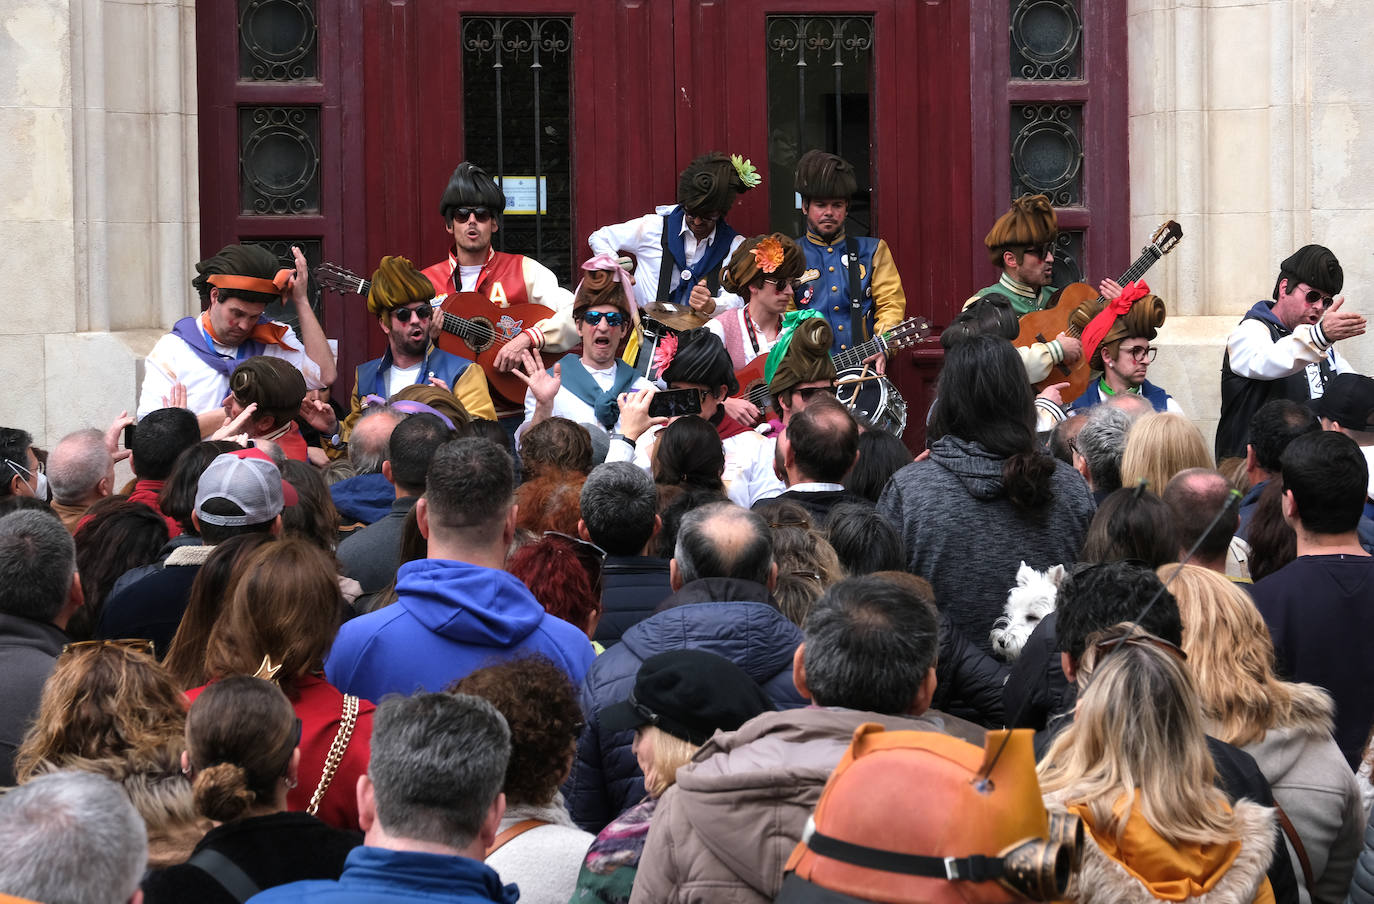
[1162,467,1238,567]
[47,429,113,505]
[349,407,406,474]
[784,396,859,484]
[672,501,774,588]
[1104,391,1154,421]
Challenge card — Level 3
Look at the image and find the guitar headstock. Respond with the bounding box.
[884,316,932,350]
[315,262,369,297]
[1149,221,1183,257]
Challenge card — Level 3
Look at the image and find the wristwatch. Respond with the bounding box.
[608,432,634,447]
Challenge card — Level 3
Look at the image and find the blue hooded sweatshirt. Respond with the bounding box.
[325,559,595,702]
[249,846,519,903]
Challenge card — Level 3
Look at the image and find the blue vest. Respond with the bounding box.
[795,232,881,356]
[353,346,474,407]
[1068,377,1174,414]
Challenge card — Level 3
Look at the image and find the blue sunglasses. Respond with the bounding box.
[581,310,626,327]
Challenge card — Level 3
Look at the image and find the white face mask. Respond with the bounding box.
[5,459,48,502]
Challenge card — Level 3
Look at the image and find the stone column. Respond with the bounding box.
[0,0,198,449]
[1128,0,1372,448]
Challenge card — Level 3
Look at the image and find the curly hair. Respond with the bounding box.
[519,418,593,480]
[15,644,197,844]
[515,469,585,537]
[448,656,584,807]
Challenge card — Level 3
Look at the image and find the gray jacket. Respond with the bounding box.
[877,436,1095,657]
[629,706,983,904]
[0,613,67,785]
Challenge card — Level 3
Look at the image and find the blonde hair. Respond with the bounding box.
[1164,563,1333,747]
[1120,413,1213,495]
[1038,624,1240,846]
[641,726,701,799]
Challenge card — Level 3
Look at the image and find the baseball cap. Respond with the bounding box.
[600,650,774,745]
[193,448,297,527]
[1311,373,1374,431]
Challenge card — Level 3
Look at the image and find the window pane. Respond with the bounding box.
[462,17,574,283]
[1050,230,1083,289]
[1010,103,1083,206]
[1009,0,1082,80]
[239,106,322,215]
[240,239,323,326]
[765,15,875,237]
[239,0,319,82]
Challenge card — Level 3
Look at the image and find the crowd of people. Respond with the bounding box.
[0,149,1371,904]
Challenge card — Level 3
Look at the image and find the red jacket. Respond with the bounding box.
[421,247,531,307]
[127,479,182,538]
[188,674,375,831]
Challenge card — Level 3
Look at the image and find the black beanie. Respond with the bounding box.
[662,329,739,395]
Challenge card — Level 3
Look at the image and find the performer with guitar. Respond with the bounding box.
[791,150,907,373]
[709,233,806,425]
[306,257,496,449]
[422,161,576,424]
[492,152,758,374]
[967,193,1083,385]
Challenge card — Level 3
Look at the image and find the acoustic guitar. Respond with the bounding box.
[732,316,932,411]
[1014,221,1183,404]
[315,263,558,406]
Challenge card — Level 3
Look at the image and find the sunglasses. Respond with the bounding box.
[580,310,627,328]
[543,530,607,595]
[61,638,156,657]
[794,385,838,401]
[454,207,493,223]
[1022,242,1055,260]
[1093,630,1187,662]
[1300,287,1334,309]
[393,304,434,324]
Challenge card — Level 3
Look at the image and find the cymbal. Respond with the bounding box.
[643,300,712,332]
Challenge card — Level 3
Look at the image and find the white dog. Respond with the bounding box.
[989,562,1065,662]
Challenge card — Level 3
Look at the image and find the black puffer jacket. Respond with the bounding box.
[933,613,1009,727]
[564,579,806,833]
[1002,611,1072,730]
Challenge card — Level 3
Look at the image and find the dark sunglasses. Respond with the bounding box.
[393,305,434,324]
[61,638,156,657]
[1022,242,1055,259]
[454,206,493,223]
[795,385,838,401]
[580,310,627,327]
[1301,288,1334,309]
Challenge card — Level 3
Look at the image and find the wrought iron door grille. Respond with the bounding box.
[764,15,875,237]
[461,16,574,282]
[1010,103,1083,206]
[238,0,319,82]
[1009,0,1082,80]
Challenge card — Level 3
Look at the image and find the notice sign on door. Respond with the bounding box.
[500,176,548,215]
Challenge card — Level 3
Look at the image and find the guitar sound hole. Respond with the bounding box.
[466,317,496,353]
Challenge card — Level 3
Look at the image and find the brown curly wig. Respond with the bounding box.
[449,656,584,807]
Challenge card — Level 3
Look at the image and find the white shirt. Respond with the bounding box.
[587,205,746,312]
[520,360,654,436]
[606,421,785,508]
[136,322,324,419]
[386,361,424,398]
[457,263,483,292]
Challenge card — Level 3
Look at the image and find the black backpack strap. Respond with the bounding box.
[657,216,676,302]
[845,235,866,342]
[187,849,261,903]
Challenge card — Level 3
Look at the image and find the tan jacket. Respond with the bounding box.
[628,706,983,904]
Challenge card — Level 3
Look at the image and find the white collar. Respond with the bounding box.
[789,482,847,493]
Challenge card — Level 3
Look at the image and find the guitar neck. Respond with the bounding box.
[833,334,886,370]
[1063,246,1164,339]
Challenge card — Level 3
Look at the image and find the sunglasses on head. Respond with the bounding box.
[61,638,156,658]
[1092,629,1187,663]
[454,207,493,223]
[543,530,607,595]
[580,310,626,327]
[393,304,434,324]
